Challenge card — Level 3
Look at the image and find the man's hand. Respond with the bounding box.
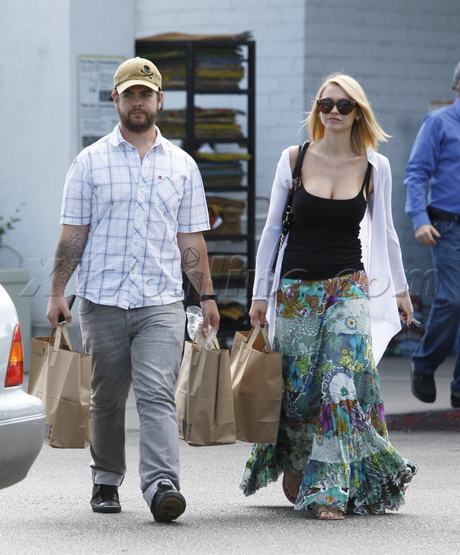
[200,299,220,334]
[415,224,441,246]
[46,295,72,330]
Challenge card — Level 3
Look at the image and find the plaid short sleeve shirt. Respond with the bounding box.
[61,125,210,308]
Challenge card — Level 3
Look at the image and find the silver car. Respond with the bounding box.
[0,283,45,489]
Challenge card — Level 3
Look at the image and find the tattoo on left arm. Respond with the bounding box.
[51,233,85,290]
[182,247,200,268]
[188,270,204,293]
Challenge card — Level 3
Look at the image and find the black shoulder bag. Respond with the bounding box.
[273,141,310,269]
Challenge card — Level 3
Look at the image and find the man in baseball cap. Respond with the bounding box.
[114,56,162,93]
[47,55,219,523]
[111,57,164,135]
[405,59,460,410]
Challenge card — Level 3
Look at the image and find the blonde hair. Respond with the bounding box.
[304,73,390,154]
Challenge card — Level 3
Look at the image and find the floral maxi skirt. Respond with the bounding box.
[240,272,418,515]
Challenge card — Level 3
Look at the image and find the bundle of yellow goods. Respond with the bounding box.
[208,255,246,287]
[209,255,246,275]
[196,151,252,188]
[206,196,245,235]
[217,301,246,321]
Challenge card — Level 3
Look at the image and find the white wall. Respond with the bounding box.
[303,0,460,297]
[0,0,73,328]
[0,0,136,340]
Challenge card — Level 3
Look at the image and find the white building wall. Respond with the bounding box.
[0,0,135,342]
[0,0,73,343]
[304,0,460,296]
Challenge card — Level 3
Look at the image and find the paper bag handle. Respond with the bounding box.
[239,324,271,362]
[191,330,221,365]
[49,324,75,367]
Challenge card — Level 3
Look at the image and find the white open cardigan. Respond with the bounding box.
[252,147,407,364]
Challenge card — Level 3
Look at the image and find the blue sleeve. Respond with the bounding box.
[404,113,442,229]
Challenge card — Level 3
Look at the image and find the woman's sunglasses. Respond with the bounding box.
[316,98,357,115]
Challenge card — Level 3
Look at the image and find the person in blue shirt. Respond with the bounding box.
[404,60,460,409]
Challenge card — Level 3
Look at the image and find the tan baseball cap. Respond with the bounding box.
[114,57,162,93]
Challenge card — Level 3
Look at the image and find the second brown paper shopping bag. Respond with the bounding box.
[175,332,235,446]
[230,325,282,444]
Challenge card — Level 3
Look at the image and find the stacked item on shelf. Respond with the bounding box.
[136,32,251,90]
[148,49,185,89]
[201,254,248,322]
[156,107,244,140]
[218,301,246,323]
[195,150,251,188]
[194,108,245,139]
[208,254,247,288]
[155,108,185,138]
[206,196,245,235]
[193,47,244,90]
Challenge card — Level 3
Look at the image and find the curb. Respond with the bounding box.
[386,410,460,432]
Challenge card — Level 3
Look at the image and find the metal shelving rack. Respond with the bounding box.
[136,38,256,335]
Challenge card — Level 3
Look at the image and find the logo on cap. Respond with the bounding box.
[141,65,154,80]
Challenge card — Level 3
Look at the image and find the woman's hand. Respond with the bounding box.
[249,300,268,328]
[396,290,414,326]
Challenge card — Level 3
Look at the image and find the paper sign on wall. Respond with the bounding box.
[78,56,125,151]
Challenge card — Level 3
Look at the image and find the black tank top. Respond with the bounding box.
[281,162,372,281]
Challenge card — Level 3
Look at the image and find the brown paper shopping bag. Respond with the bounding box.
[230,324,282,444]
[28,324,92,449]
[175,332,236,446]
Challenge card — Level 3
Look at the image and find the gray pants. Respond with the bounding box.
[79,299,186,508]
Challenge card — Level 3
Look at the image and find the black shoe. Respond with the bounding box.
[410,362,436,403]
[451,392,460,409]
[150,482,186,522]
[90,484,121,513]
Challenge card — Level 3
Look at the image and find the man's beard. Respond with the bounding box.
[119,110,156,133]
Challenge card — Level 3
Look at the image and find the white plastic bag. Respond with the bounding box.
[186,305,216,349]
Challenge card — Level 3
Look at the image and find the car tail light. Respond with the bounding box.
[5,323,24,387]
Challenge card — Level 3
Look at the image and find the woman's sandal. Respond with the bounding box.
[316,505,345,520]
[282,467,302,504]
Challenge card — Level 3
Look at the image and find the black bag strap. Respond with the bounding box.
[291,140,310,190]
[360,161,372,199]
[280,141,310,231]
[273,141,311,270]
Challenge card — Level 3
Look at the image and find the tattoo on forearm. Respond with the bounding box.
[51,233,85,289]
[188,271,204,293]
[182,247,200,268]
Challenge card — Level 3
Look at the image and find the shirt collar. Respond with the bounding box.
[109,124,172,152]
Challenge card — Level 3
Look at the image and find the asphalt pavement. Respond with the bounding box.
[1,355,458,555]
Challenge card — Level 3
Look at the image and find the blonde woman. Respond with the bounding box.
[240,73,417,520]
